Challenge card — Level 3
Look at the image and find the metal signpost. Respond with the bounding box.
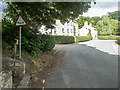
[14,14,28,59]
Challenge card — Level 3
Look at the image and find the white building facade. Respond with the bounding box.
[39,20,97,39]
[78,21,98,39]
[39,20,79,36]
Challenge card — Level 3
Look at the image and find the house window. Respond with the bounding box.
[62,28,64,33]
[67,29,69,33]
[71,29,72,33]
[54,29,57,35]
[49,31,52,35]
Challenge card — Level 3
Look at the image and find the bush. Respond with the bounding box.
[2,42,13,54]
[76,36,92,42]
[2,20,55,56]
[40,35,55,52]
[87,29,92,36]
[116,37,120,44]
[54,35,74,44]
[98,35,118,40]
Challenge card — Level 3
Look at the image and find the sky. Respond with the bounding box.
[82,0,119,17]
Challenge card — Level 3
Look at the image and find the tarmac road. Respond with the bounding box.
[46,40,118,88]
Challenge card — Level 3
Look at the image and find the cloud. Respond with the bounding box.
[82,1,118,17]
[92,2,118,8]
[95,0,119,2]
[83,7,118,17]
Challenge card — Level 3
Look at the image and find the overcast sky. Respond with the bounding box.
[83,0,119,17]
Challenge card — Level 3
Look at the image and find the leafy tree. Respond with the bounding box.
[76,16,93,29]
[96,15,119,35]
[91,16,101,27]
[2,2,93,56]
[3,2,92,29]
[108,11,120,21]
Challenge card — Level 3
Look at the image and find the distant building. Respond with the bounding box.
[39,20,79,36]
[78,21,98,39]
[39,20,97,39]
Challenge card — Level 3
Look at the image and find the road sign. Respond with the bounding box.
[14,14,28,27]
[14,14,28,59]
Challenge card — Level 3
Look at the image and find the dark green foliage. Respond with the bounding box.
[54,35,92,44]
[116,37,120,44]
[2,18,55,56]
[76,16,93,29]
[54,36,74,44]
[91,16,101,27]
[40,35,55,52]
[108,11,120,21]
[87,29,92,37]
[98,35,118,40]
[76,36,92,42]
[4,2,92,29]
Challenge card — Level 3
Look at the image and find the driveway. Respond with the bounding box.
[46,40,118,88]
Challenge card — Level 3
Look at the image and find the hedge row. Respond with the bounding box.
[2,23,55,56]
[98,35,118,40]
[76,36,92,42]
[54,35,75,44]
[53,35,92,44]
[116,37,120,45]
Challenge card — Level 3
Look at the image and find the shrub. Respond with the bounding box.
[54,35,74,44]
[2,20,55,56]
[116,37,120,44]
[87,29,92,37]
[40,35,55,52]
[76,36,92,42]
[98,35,118,40]
[2,42,13,54]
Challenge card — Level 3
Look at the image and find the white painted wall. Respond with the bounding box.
[39,20,97,39]
[39,20,79,36]
[78,21,98,39]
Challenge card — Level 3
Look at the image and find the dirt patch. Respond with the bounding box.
[2,49,63,88]
[26,49,63,88]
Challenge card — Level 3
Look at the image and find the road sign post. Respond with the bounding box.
[14,14,28,59]
[19,26,21,58]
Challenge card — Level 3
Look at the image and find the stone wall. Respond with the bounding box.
[3,57,26,77]
[0,71,13,89]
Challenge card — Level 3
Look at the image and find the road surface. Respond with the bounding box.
[46,40,118,88]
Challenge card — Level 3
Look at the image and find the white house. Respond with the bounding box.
[39,20,97,39]
[39,20,79,36]
[78,21,97,39]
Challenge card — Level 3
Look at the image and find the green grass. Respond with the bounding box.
[98,35,118,40]
[76,36,92,42]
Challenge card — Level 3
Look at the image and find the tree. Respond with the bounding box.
[91,16,101,27]
[108,11,120,21]
[96,15,119,35]
[3,2,92,29]
[76,16,93,29]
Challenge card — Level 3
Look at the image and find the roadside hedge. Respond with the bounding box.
[54,35,75,44]
[76,36,92,42]
[53,35,92,44]
[98,35,118,40]
[40,35,55,52]
[116,37,120,44]
[2,21,55,56]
